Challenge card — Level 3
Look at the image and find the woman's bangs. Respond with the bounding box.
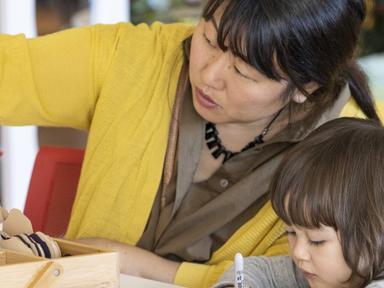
[203,0,285,81]
[202,0,222,20]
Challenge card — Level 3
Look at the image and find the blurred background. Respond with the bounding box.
[0,0,383,209]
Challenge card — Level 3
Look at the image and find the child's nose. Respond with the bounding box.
[291,240,310,262]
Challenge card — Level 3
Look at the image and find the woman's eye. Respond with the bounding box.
[234,66,244,76]
[309,240,325,246]
[203,34,216,48]
[234,66,256,82]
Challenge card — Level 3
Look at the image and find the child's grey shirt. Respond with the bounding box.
[212,256,384,288]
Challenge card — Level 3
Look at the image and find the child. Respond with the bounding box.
[213,117,384,288]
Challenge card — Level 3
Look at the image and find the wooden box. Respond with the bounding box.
[0,238,119,288]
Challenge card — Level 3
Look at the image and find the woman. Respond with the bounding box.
[0,0,380,287]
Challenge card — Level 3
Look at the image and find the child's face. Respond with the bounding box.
[286,224,354,288]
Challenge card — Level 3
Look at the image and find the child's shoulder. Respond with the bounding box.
[245,256,308,288]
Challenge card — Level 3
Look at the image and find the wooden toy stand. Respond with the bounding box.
[0,238,119,288]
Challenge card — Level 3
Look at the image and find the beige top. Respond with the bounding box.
[137,85,350,262]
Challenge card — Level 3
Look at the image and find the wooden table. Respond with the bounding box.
[120,274,184,288]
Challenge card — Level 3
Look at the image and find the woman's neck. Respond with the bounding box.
[214,113,288,152]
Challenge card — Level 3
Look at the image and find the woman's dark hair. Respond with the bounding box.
[270,117,384,285]
[192,0,381,123]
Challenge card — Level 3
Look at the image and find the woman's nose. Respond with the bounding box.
[200,51,230,90]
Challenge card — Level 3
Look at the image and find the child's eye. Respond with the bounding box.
[309,240,325,246]
[285,230,296,236]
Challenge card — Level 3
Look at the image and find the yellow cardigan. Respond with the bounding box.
[0,22,382,288]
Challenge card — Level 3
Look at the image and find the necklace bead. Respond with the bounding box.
[205,122,263,163]
[204,108,285,163]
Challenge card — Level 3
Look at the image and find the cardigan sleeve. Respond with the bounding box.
[174,260,233,288]
[0,23,121,130]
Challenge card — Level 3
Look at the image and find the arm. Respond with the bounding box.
[76,203,290,287]
[75,238,300,288]
[0,24,120,129]
[75,238,180,283]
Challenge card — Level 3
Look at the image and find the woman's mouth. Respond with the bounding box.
[195,88,219,109]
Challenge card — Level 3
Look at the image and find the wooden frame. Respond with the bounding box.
[0,239,118,288]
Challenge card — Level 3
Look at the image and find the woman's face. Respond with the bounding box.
[189,16,290,126]
[286,224,355,288]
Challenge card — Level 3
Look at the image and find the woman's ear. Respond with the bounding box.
[292,81,319,104]
[292,93,307,104]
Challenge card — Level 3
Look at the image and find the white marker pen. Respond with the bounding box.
[234,252,244,288]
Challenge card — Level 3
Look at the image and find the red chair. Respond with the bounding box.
[24,146,84,237]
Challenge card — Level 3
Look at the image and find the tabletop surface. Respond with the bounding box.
[120,274,184,288]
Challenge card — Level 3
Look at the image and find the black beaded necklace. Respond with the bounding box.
[205,108,285,163]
